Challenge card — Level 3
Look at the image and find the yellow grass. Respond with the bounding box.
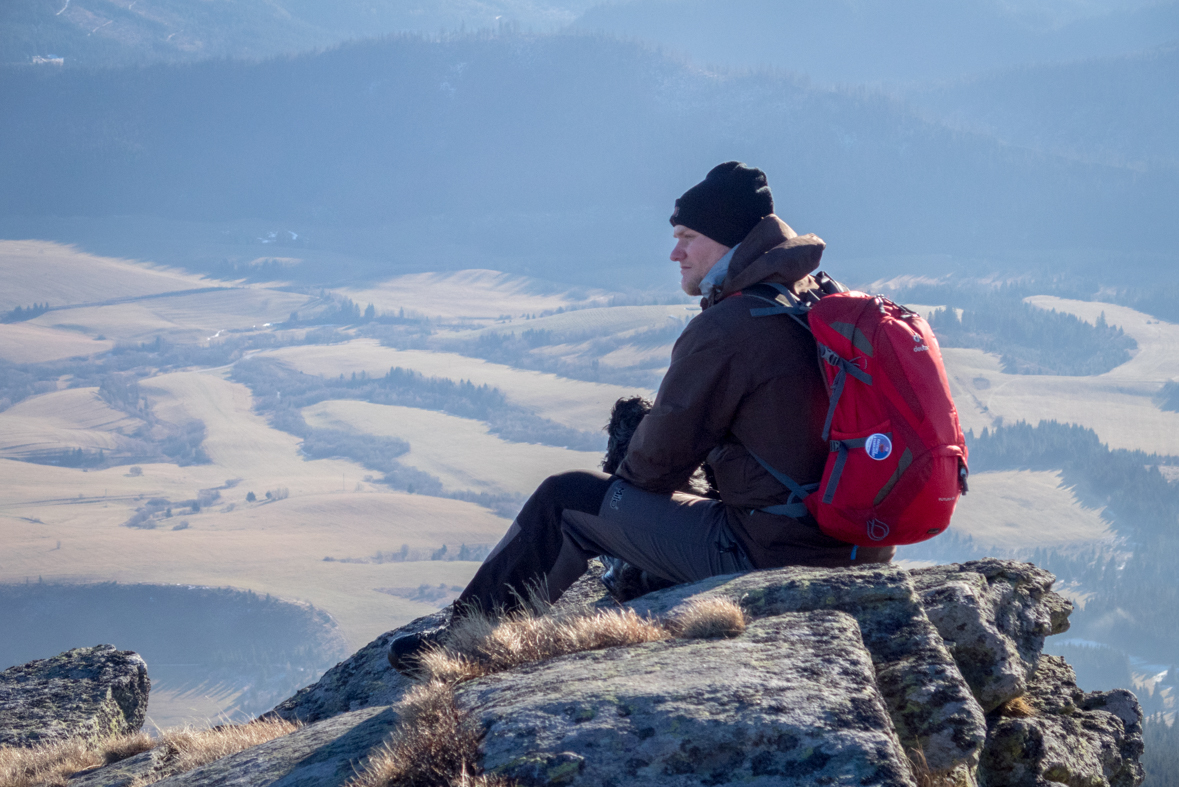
[343,682,502,787]
[340,269,611,322]
[0,389,143,459]
[0,241,209,313]
[259,340,649,430]
[0,718,296,787]
[936,298,1179,456]
[0,324,114,364]
[0,732,154,787]
[302,400,601,497]
[352,598,747,787]
[946,470,1113,552]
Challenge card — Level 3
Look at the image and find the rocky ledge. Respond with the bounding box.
[0,645,150,748]
[0,560,1145,787]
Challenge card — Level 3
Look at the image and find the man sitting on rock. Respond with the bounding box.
[389,161,895,672]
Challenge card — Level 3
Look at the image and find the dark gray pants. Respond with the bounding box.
[455,470,753,615]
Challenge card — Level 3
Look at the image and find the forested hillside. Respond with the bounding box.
[907,44,1179,169]
[0,0,592,67]
[2,32,1175,288]
[571,0,1179,84]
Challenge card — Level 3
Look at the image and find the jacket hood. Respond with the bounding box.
[705,215,825,307]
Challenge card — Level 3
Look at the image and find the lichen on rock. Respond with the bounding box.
[0,645,150,748]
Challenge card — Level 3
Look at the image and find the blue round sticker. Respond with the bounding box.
[865,433,892,461]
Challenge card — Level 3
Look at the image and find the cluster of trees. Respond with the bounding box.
[233,357,603,451]
[967,420,1179,542]
[1143,716,1179,787]
[324,542,492,564]
[22,447,107,469]
[233,359,532,515]
[452,318,688,388]
[286,297,377,327]
[1,302,50,323]
[927,298,1136,375]
[122,486,225,528]
[1160,381,1179,413]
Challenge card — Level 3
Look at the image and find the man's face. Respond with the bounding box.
[671,225,731,296]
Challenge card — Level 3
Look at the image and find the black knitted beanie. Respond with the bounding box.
[670,161,774,247]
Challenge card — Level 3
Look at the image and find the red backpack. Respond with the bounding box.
[741,274,969,548]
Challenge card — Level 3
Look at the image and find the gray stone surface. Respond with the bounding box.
[268,568,612,724]
[0,645,150,748]
[69,749,166,787]
[979,655,1144,787]
[910,560,1073,713]
[463,611,917,787]
[627,564,988,773]
[269,611,444,723]
[149,706,400,787]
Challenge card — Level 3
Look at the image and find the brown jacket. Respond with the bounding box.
[617,215,894,568]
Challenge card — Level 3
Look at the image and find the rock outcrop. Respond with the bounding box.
[910,561,1072,713]
[980,655,1144,787]
[467,611,915,786]
[2,561,1145,787]
[267,559,1141,787]
[0,645,150,748]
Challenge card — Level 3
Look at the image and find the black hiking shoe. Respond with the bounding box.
[387,626,447,675]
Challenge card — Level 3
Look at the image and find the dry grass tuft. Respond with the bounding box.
[345,682,511,787]
[907,750,972,787]
[421,605,669,684]
[667,597,747,640]
[0,732,155,787]
[129,717,298,786]
[0,718,297,787]
[355,594,753,786]
[996,695,1037,718]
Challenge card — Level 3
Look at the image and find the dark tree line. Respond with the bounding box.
[928,297,1136,375]
[1143,715,1179,787]
[967,420,1179,543]
[1159,381,1179,413]
[232,357,603,451]
[1,302,50,323]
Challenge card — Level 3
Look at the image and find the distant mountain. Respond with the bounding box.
[1,32,1175,284]
[904,45,1179,170]
[0,0,594,68]
[570,0,1179,85]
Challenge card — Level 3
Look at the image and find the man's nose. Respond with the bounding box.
[670,245,685,262]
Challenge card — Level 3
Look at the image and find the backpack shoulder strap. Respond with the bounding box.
[741,283,814,332]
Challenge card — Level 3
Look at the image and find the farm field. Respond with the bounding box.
[0,461,507,650]
[940,298,1179,455]
[0,322,115,363]
[341,269,611,322]
[0,240,211,312]
[24,287,317,344]
[0,388,143,460]
[938,469,1112,552]
[0,369,514,655]
[3,239,1176,724]
[302,400,602,497]
[259,340,649,430]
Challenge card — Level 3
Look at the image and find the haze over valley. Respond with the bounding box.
[1,0,1177,770]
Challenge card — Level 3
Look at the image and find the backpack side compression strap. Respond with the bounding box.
[745,448,818,519]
